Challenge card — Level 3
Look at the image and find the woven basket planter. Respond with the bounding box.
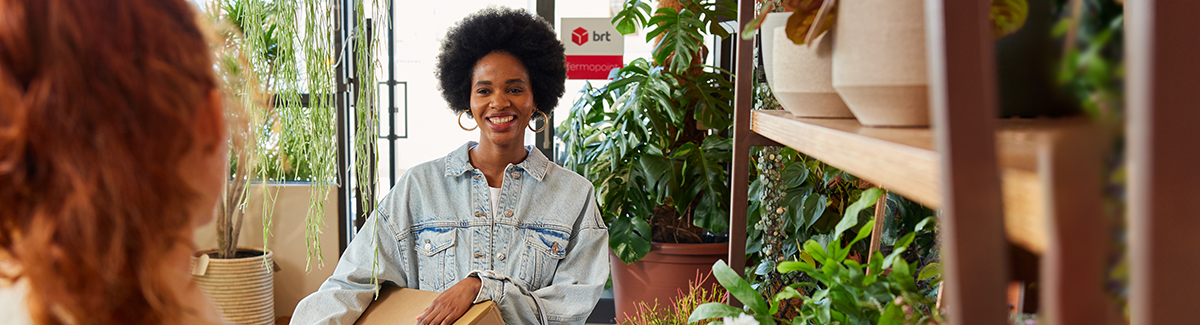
[192,248,275,325]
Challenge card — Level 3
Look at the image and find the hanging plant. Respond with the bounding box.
[206,0,381,268]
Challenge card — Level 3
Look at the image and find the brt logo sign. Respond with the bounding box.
[571,27,613,46]
[562,18,623,80]
[571,27,588,46]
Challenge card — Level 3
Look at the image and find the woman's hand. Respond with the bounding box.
[416,276,483,325]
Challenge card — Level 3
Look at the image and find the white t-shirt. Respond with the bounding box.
[0,277,34,325]
[489,187,501,215]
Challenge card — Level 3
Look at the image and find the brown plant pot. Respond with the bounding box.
[610,242,728,321]
[773,27,854,118]
[192,248,275,325]
[832,0,929,127]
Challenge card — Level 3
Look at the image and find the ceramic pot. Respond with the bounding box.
[192,248,275,325]
[759,12,791,87]
[610,242,728,321]
[832,0,929,127]
[773,27,854,118]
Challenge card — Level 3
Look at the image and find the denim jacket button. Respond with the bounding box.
[511,172,520,179]
[423,242,431,251]
[497,253,506,260]
[504,210,513,217]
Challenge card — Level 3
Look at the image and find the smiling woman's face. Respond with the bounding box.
[469,51,536,148]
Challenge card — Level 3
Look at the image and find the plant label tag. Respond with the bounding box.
[191,254,209,276]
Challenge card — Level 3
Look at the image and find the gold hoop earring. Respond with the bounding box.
[458,110,478,131]
[528,110,548,133]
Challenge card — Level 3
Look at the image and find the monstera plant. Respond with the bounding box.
[560,0,737,264]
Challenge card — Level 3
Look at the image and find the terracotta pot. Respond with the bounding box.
[192,248,275,325]
[759,12,792,87]
[832,0,929,127]
[610,242,728,321]
[773,27,854,118]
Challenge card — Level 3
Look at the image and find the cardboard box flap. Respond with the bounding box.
[354,286,504,325]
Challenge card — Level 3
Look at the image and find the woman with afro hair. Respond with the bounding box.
[292,7,609,325]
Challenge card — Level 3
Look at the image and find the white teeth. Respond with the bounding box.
[488,116,514,124]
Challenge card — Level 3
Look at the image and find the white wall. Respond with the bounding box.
[193,184,339,318]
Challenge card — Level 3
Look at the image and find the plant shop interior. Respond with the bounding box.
[2,0,1195,324]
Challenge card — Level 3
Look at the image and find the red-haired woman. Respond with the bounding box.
[0,0,227,324]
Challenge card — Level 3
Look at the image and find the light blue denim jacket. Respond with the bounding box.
[291,142,609,325]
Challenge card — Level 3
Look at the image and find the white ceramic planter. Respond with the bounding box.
[192,249,275,325]
[772,27,853,118]
[832,0,929,127]
[759,12,791,87]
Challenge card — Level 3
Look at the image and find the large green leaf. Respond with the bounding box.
[894,232,916,250]
[609,216,652,264]
[835,188,884,239]
[802,194,828,231]
[851,220,876,247]
[611,0,652,35]
[638,152,675,199]
[688,303,745,323]
[803,239,829,263]
[918,262,942,281]
[679,138,731,232]
[777,260,817,274]
[780,162,809,188]
[712,260,768,315]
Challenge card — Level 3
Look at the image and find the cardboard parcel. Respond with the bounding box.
[354,286,505,325]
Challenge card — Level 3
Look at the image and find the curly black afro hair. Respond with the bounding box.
[436,7,566,115]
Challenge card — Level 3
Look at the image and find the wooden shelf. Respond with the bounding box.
[752,110,1093,254]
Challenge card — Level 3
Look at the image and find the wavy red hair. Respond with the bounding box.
[0,0,222,323]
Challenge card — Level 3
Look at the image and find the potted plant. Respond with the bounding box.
[617,271,727,324]
[190,0,380,323]
[746,0,1031,125]
[747,0,852,118]
[560,0,736,319]
[690,219,943,325]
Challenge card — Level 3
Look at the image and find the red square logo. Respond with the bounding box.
[571,27,588,46]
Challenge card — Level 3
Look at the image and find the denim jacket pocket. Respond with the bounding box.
[520,229,569,290]
[414,227,457,291]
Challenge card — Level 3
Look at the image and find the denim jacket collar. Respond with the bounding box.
[443,141,551,181]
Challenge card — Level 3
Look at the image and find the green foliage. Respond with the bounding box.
[693,222,943,325]
[562,0,736,264]
[208,0,380,269]
[1052,0,1123,122]
[746,147,869,259]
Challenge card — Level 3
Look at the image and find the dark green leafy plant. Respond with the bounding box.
[691,216,943,325]
[560,0,737,264]
[745,64,939,321]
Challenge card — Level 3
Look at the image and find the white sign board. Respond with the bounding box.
[561,18,624,79]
